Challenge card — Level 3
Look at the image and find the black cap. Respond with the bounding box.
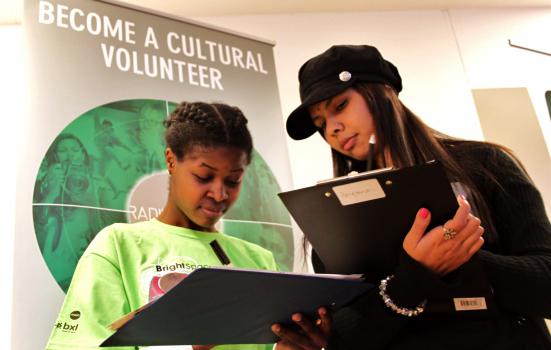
[286,45,402,140]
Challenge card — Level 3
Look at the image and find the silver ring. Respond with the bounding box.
[443,226,457,240]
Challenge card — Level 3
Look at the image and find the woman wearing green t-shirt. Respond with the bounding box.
[45,102,277,350]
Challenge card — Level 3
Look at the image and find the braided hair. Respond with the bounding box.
[164,101,253,163]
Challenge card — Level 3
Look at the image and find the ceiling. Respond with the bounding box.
[2,0,551,24]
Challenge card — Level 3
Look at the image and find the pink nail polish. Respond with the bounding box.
[419,208,429,219]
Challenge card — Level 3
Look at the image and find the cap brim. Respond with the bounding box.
[286,105,317,140]
[285,79,354,140]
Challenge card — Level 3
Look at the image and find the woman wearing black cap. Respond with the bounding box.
[272,45,551,349]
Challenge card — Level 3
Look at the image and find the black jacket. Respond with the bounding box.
[316,144,551,349]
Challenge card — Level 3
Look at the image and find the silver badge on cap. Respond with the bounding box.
[339,71,352,82]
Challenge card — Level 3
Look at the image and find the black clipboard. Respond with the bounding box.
[278,161,458,277]
[278,161,496,316]
[101,267,373,346]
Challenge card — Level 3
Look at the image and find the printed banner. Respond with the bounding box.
[16,1,293,349]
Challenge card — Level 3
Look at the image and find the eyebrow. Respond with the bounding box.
[200,162,244,173]
[310,95,337,123]
[324,95,336,108]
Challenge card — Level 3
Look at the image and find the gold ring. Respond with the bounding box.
[443,226,457,240]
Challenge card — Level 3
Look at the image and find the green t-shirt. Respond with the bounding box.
[45,219,278,350]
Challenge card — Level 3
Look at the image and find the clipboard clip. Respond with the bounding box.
[316,167,394,185]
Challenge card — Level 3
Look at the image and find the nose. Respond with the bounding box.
[325,116,343,136]
[208,181,229,202]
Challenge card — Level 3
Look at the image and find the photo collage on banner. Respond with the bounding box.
[17,1,294,349]
[32,99,293,292]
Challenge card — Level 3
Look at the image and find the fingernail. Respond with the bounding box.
[272,324,281,332]
[419,208,429,219]
[316,318,322,326]
[319,307,327,315]
[292,314,302,322]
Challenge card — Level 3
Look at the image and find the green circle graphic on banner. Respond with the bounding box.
[32,99,294,292]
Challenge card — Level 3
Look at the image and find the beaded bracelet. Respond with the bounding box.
[379,275,427,317]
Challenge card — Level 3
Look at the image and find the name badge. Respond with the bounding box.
[332,179,386,206]
[453,297,487,311]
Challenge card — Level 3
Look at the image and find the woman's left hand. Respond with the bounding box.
[272,307,331,350]
[403,195,485,276]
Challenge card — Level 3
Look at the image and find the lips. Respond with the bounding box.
[200,204,226,218]
[340,134,357,151]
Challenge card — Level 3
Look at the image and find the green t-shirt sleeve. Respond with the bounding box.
[45,230,133,350]
[265,251,279,272]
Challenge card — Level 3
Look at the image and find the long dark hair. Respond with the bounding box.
[164,101,253,163]
[328,83,531,244]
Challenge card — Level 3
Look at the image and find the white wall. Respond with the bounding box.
[451,8,551,144]
[0,24,22,350]
[451,8,551,166]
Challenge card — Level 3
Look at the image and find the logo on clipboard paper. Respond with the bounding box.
[332,179,386,206]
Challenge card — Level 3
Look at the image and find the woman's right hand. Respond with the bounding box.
[402,195,485,276]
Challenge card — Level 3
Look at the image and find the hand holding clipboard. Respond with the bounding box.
[278,161,495,315]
